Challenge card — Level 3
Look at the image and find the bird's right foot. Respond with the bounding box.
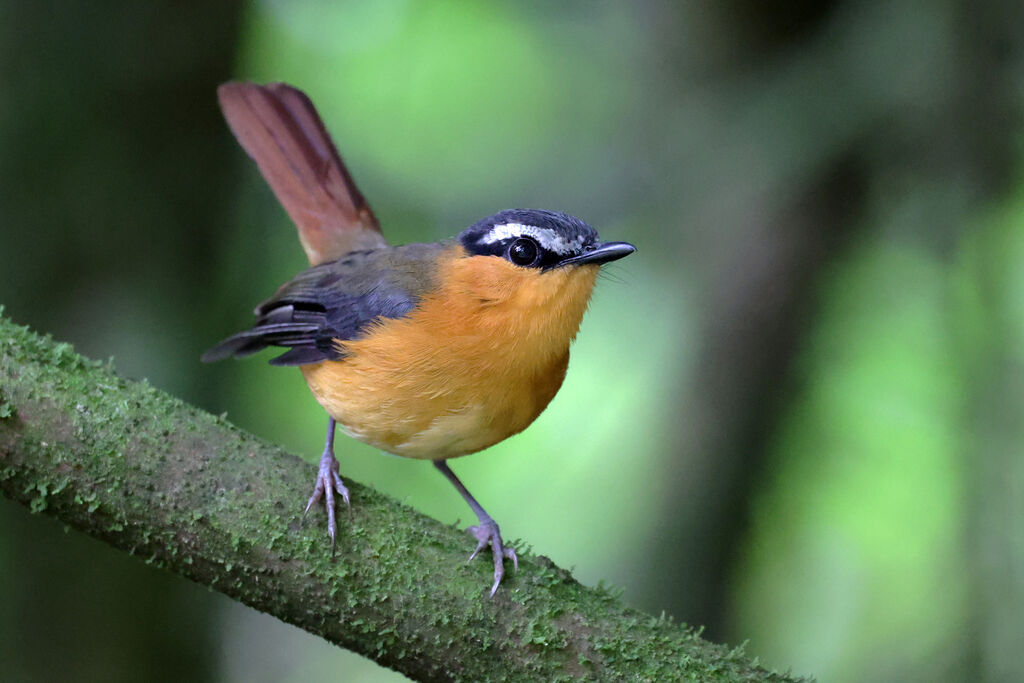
[304,448,350,549]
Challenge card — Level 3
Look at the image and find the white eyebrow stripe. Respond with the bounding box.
[477,223,585,255]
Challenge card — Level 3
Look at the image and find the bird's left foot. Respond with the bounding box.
[303,449,350,550]
[466,518,518,597]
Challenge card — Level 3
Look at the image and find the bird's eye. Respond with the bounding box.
[507,237,540,267]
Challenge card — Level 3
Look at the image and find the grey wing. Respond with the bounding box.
[202,249,426,367]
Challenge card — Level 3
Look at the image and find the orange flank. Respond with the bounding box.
[301,246,600,459]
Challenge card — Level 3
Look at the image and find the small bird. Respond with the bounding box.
[204,82,635,595]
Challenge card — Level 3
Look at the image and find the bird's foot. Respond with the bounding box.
[303,449,350,550]
[466,518,518,597]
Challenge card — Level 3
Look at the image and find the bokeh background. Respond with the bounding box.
[2,1,1023,681]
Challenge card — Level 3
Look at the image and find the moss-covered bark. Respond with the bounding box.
[0,311,802,682]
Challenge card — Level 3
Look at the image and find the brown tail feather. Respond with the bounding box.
[217,82,387,265]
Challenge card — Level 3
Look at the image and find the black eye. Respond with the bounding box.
[507,237,540,266]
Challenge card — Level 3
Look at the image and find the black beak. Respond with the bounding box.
[557,241,636,267]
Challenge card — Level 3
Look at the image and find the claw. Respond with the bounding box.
[432,460,518,595]
[304,447,350,549]
[467,519,518,597]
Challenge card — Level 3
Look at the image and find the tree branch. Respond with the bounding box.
[0,311,799,682]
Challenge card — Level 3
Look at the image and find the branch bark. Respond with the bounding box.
[0,312,799,682]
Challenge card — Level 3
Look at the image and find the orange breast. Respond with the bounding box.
[300,248,599,459]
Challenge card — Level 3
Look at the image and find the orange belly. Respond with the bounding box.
[301,250,598,459]
[301,348,568,459]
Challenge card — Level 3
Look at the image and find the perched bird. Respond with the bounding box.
[204,82,635,595]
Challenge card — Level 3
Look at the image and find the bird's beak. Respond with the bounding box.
[558,241,636,267]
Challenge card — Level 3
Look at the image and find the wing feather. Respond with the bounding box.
[202,244,446,366]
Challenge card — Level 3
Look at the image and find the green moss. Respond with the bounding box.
[0,310,803,682]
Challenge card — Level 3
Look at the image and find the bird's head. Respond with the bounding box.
[444,209,635,335]
[458,209,635,271]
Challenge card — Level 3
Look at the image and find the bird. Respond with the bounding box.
[203,82,635,596]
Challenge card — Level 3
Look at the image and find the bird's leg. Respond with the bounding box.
[304,417,350,549]
[433,460,518,596]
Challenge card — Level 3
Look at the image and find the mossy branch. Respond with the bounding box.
[0,312,800,682]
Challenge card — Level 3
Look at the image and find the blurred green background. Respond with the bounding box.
[2,0,1023,681]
